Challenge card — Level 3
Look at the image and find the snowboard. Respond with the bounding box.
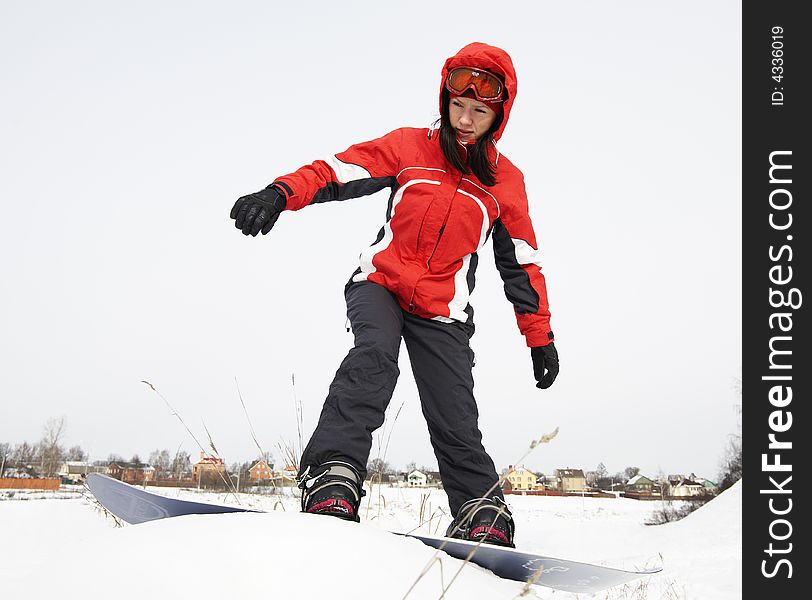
[85,473,661,594]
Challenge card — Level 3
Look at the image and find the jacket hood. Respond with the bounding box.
[440,42,517,143]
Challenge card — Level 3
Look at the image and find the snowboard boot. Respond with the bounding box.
[298,461,365,522]
[445,497,515,548]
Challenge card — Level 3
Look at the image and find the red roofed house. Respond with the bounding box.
[248,459,273,483]
[192,453,226,486]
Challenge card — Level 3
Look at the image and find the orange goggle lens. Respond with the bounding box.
[446,67,504,101]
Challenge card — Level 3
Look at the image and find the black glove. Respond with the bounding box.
[531,342,559,389]
[230,185,287,236]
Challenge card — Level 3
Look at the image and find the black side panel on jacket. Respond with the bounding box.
[491,218,540,315]
[310,176,398,204]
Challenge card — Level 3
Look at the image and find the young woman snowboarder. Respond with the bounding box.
[230,42,558,547]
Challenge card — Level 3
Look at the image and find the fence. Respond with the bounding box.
[504,489,563,496]
[145,479,197,488]
[504,489,622,499]
[0,477,60,490]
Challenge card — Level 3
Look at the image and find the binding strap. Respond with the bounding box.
[298,461,365,515]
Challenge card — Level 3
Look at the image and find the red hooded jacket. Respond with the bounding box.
[272,43,553,347]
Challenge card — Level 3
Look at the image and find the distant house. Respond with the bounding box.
[594,476,626,492]
[554,468,587,493]
[536,473,559,491]
[259,464,298,487]
[58,461,107,484]
[375,473,400,484]
[408,470,428,487]
[108,462,155,484]
[697,478,719,493]
[505,466,537,491]
[248,459,273,483]
[192,453,226,484]
[626,474,659,494]
[425,471,442,486]
[668,475,707,498]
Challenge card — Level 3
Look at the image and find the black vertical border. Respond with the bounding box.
[743,1,807,597]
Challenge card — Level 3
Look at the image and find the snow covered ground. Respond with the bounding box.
[0,481,741,599]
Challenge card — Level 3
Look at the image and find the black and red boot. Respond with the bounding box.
[298,461,365,522]
[445,497,515,548]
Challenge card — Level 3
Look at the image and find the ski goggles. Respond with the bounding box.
[445,67,505,102]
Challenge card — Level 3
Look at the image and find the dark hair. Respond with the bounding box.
[434,88,504,187]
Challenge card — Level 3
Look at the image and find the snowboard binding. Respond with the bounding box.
[298,461,366,522]
[446,496,515,548]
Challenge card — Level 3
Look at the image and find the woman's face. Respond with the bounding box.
[449,95,497,143]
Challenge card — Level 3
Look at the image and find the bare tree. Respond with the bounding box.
[39,417,66,477]
[237,461,253,478]
[624,466,640,481]
[149,449,171,478]
[0,442,10,476]
[718,438,742,491]
[367,458,391,479]
[66,445,87,461]
[718,376,742,491]
[13,442,37,472]
[171,450,191,478]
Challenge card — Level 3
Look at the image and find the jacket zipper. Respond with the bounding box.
[426,174,463,267]
[408,174,464,312]
[426,210,452,267]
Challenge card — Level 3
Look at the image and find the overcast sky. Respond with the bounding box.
[0,1,741,480]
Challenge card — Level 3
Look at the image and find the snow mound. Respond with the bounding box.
[672,478,742,530]
[1,484,743,599]
[652,480,742,598]
[4,503,527,600]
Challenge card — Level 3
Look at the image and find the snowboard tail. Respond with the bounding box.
[85,474,661,593]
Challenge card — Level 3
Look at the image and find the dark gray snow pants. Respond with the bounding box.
[299,280,503,516]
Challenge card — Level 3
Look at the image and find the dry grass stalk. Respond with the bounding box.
[400,555,448,600]
[514,563,545,597]
[142,380,241,502]
[277,440,300,476]
[428,507,449,536]
[292,373,305,457]
[365,400,406,520]
[277,374,306,478]
[201,420,241,500]
[418,493,430,525]
[234,377,278,494]
[83,484,123,528]
[142,380,209,456]
[402,427,559,599]
[381,400,405,462]
[364,472,384,520]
